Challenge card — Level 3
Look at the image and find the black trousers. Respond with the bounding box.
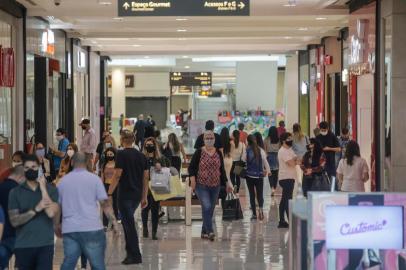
[103,183,119,226]
[230,161,242,192]
[279,179,295,222]
[268,169,279,189]
[15,245,54,270]
[245,176,264,215]
[118,199,142,260]
[141,193,160,234]
[302,175,314,198]
[171,156,182,174]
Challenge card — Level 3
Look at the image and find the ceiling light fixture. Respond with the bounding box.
[132,45,141,47]
[316,17,327,20]
[113,17,124,21]
[178,38,187,41]
[98,0,112,5]
[283,0,296,7]
[182,56,189,58]
[184,66,190,69]
[298,27,308,31]
[177,29,187,32]
[176,18,188,21]
[144,56,150,59]
[284,36,292,39]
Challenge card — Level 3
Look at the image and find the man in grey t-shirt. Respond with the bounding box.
[56,153,118,270]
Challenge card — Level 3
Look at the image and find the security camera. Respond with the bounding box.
[54,0,61,6]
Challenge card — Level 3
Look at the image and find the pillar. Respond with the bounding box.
[111,67,126,138]
[381,0,406,191]
[236,61,278,111]
[284,54,299,128]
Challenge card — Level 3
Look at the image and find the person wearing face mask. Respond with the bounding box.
[56,143,78,184]
[79,119,97,171]
[316,121,341,179]
[277,132,299,228]
[141,138,170,240]
[101,147,120,227]
[188,131,233,241]
[0,151,25,183]
[49,128,70,176]
[337,127,350,163]
[94,130,117,174]
[300,138,326,197]
[34,143,52,183]
[8,155,59,270]
[0,165,25,269]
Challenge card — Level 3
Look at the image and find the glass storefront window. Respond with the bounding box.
[384,17,392,190]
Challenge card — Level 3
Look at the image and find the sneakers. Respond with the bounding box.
[251,215,258,221]
[143,229,149,238]
[208,233,216,241]
[201,233,209,239]
[152,232,158,240]
[278,221,289,229]
[121,257,142,265]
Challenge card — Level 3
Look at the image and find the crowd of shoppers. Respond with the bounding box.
[0,113,370,268]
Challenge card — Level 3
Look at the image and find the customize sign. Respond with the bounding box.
[325,206,404,249]
[118,0,249,16]
[170,72,212,87]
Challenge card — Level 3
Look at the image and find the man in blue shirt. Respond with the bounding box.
[50,128,69,175]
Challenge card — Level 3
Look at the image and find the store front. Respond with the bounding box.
[348,1,377,191]
[0,3,25,174]
[25,17,67,150]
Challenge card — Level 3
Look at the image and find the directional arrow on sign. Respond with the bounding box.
[123,2,130,10]
[238,2,245,9]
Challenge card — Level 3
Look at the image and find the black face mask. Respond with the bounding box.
[106,156,115,161]
[145,145,156,153]
[306,144,311,151]
[25,169,39,181]
[82,126,87,130]
[285,140,293,147]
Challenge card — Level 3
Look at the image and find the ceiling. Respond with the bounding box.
[18,0,349,56]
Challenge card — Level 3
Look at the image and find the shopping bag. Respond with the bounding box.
[150,176,185,201]
[150,167,171,194]
[222,193,244,221]
[311,171,331,191]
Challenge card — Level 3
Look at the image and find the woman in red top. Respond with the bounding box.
[189,131,233,241]
[301,138,326,197]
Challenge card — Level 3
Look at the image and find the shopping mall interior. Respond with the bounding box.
[1,0,406,269]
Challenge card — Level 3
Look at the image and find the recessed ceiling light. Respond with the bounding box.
[177,29,187,32]
[283,4,296,7]
[113,17,124,21]
[91,41,97,44]
[144,56,150,59]
[178,38,187,41]
[184,66,190,69]
[176,18,188,21]
[298,27,308,31]
[98,0,112,5]
[284,36,292,39]
[182,56,189,58]
[138,65,143,67]
[316,17,327,20]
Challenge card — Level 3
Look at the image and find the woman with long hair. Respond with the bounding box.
[254,132,265,149]
[301,138,326,197]
[142,137,171,240]
[292,123,309,159]
[264,126,280,196]
[242,135,270,221]
[33,142,52,182]
[56,143,78,183]
[337,140,369,192]
[163,133,187,173]
[220,127,233,183]
[230,130,246,193]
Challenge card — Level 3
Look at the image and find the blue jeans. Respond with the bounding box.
[0,237,15,269]
[118,199,142,260]
[61,230,106,270]
[195,183,220,234]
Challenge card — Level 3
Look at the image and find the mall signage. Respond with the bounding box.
[108,75,135,88]
[118,0,250,16]
[325,205,404,249]
[170,72,212,87]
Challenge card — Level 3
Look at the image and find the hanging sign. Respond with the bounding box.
[0,47,15,88]
[170,72,212,87]
[118,0,249,16]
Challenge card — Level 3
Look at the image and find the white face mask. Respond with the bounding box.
[56,135,63,141]
[67,150,75,158]
[12,161,22,168]
[105,143,112,148]
[320,131,328,136]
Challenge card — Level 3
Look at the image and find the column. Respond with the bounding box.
[284,54,299,128]
[111,67,126,139]
[236,61,278,111]
[382,0,406,191]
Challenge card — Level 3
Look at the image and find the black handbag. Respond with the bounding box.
[232,146,246,177]
[311,171,331,191]
[222,193,244,221]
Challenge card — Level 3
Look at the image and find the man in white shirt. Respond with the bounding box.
[79,119,97,171]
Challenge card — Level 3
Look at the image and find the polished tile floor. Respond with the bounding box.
[49,180,289,270]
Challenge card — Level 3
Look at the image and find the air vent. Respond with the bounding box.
[321,0,348,9]
[24,0,37,6]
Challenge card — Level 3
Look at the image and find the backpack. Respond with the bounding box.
[246,148,264,178]
[150,167,171,194]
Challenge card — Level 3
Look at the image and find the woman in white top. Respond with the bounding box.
[277,132,298,228]
[230,130,246,193]
[337,140,369,192]
[242,135,270,221]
